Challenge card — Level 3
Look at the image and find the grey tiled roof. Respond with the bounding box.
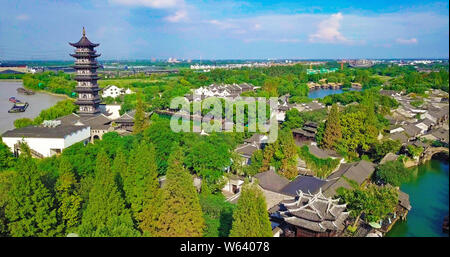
[398,190,412,211]
[254,169,290,192]
[280,175,327,197]
[2,125,89,138]
[57,113,112,130]
[235,144,258,157]
[321,161,375,197]
[278,190,349,233]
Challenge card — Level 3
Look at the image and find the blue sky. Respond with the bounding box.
[0,0,448,60]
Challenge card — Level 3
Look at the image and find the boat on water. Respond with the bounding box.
[17,87,35,95]
[8,102,29,113]
[8,97,22,103]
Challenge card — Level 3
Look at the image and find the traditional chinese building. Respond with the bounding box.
[271,189,349,237]
[70,27,101,115]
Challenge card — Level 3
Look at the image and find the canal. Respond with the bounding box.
[387,158,449,237]
[0,81,66,134]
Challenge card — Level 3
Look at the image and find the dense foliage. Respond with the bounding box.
[376,160,413,186]
[23,71,76,97]
[337,184,398,223]
[229,183,272,237]
[297,145,340,178]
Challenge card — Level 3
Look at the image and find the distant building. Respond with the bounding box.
[348,59,374,68]
[101,85,133,98]
[190,83,256,100]
[292,121,319,145]
[0,63,28,73]
[235,134,267,165]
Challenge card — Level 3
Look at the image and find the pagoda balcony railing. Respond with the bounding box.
[75,74,100,80]
[75,60,98,64]
[75,86,101,92]
[76,98,101,105]
[73,64,100,69]
[78,95,101,101]
[71,52,100,57]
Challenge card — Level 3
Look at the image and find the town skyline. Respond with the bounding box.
[0,0,449,60]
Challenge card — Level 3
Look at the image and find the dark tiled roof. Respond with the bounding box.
[344,160,375,185]
[69,35,99,48]
[398,190,412,210]
[322,161,375,197]
[57,113,112,130]
[235,144,258,157]
[244,134,264,144]
[278,190,349,233]
[254,169,290,193]
[308,145,330,159]
[304,121,319,128]
[389,132,409,144]
[280,175,327,197]
[2,125,89,138]
[402,124,421,137]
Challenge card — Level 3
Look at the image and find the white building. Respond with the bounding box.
[101,85,134,98]
[1,124,90,158]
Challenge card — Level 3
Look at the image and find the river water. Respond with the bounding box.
[0,81,66,134]
[308,88,360,99]
[387,159,449,237]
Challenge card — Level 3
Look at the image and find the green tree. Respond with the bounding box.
[79,150,139,237]
[0,170,15,236]
[111,148,128,196]
[123,142,159,217]
[283,108,304,129]
[229,183,272,237]
[0,139,15,171]
[376,160,412,186]
[322,104,342,149]
[55,157,82,235]
[277,128,298,180]
[338,184,398,223]
[14,118,33,129]
[155,147,205,237]
[5,153,58,236]
[133,92,148,134]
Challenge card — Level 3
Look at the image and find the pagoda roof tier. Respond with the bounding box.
[69,36,99,48]
[69,27,100,48]
[74,87,101,93]
[74,75,100,81]
[70,53,101,58]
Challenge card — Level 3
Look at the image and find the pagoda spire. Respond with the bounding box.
[82,26,86,37]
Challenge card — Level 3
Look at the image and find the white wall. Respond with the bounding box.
[102,85,123,98]
[105,105,121,119]
[3,127,90,158]
[64,127,91,148]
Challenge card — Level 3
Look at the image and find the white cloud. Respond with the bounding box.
[109,0,184,9]
[16,14,30,21]
[396,38,418,44]
[165,10,188,22]
[308,13,350,43]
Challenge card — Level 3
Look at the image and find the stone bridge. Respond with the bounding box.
[420,146,449,164]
